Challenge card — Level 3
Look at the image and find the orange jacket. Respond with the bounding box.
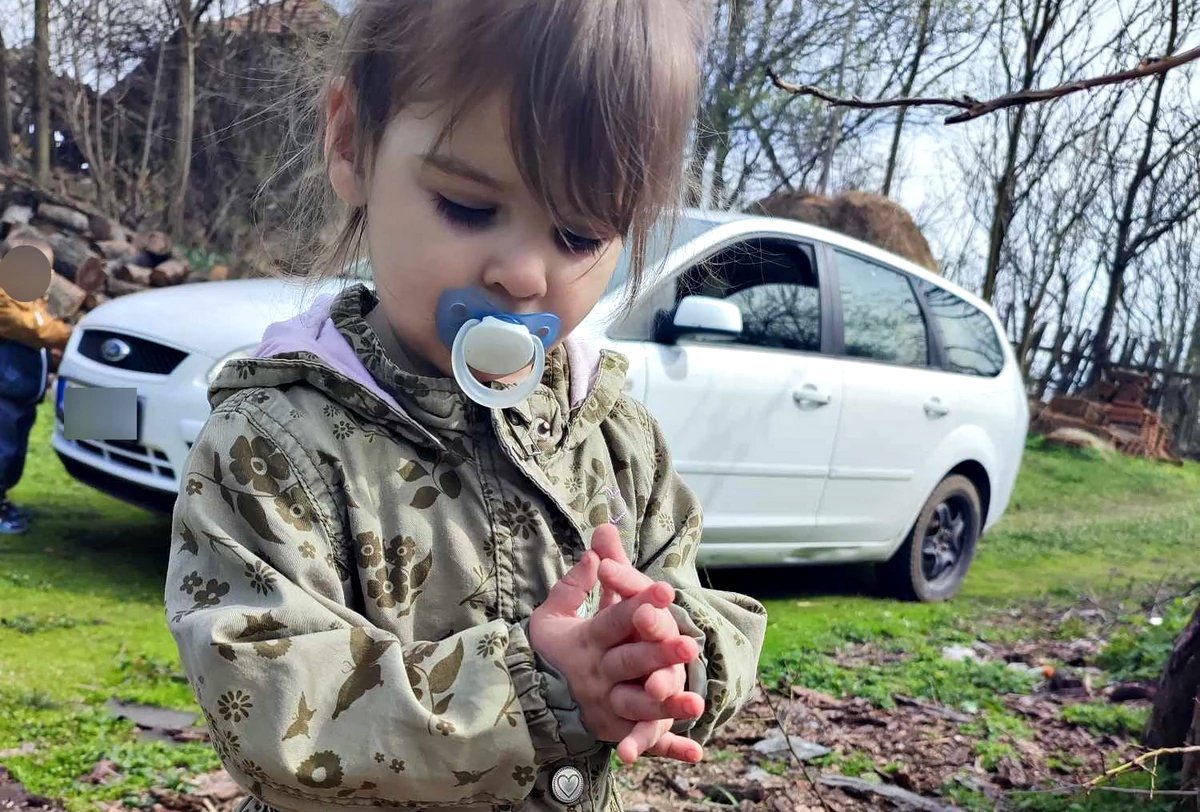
[0,291,72,350]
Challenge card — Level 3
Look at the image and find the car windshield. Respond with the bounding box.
[604,214,729,296]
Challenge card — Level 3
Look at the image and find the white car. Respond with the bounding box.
[53,210,1028,600]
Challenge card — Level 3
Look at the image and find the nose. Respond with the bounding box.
[482,242,550,303]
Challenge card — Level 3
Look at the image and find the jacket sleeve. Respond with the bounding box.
[631,404,768,746]
[0,295,70,350]
[165,397,585,810]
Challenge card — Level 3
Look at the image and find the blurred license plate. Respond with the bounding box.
[56,379,144,442]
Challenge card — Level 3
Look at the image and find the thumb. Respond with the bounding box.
[539,550,599,617]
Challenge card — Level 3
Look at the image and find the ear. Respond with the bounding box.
[324,77,368,208]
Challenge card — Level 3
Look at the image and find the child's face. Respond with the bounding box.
[329,91,623,381]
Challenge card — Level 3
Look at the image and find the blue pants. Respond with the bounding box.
[0,395,38,497]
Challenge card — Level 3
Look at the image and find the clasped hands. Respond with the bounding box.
[529,524,704,765]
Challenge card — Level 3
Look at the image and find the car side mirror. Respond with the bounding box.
[654,295,743,344]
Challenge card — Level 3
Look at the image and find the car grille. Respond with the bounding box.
[78,329,189,375]
[68,437,177,481]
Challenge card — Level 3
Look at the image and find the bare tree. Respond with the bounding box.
[0,27,12,165]
[689,0,875,209]
[165,0,216,234]
[1089,0,1200,374]
[880,0,933,197]
[33,0,51,184]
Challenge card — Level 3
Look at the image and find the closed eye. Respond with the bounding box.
[555,228,604,256]
[433,194,496,230]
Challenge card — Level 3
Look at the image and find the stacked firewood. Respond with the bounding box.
[0,167,226,322]
[1033,369,1179,462]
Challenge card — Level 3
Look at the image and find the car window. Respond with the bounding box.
[676,239,821,352]
[605,215,727,297]
[920,282,1005,376]
[835,250,928,367]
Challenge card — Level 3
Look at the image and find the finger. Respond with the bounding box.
[644,662,687,702]
[645,732,704,764]
[601,637,697,684]
[589,523,630,566]
[631,601,678,643]
[616,719,670,765]
[588,581,674,649]
[538,551,599,617]
[598,558,655,601]
[598,584,622,611]
[610,683,704,721]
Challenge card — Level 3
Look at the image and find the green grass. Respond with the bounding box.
[1060,702,1150,739]
[0,401,219,810]
[751,437,1198,811]
[1,406,1197,811]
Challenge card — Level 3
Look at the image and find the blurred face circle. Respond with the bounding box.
[0,244,53,302]
[335,94,622,381]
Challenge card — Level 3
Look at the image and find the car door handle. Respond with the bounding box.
[793,384,831,407]
[924,397,950,418]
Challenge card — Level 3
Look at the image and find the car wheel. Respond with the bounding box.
[882,474,981,602]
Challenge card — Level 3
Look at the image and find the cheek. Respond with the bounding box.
[365,187,477,283]
[549,257,617,330]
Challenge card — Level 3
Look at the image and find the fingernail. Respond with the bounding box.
[675,641,691,659]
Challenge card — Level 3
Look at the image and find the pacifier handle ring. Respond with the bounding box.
[450,319,546,409]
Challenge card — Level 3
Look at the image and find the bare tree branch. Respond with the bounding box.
[767,43,1200,124]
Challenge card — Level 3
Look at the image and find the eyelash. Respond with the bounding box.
[433,195,495,230]
[432,194,605,256]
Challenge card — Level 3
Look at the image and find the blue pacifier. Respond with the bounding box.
[435,288,561,409]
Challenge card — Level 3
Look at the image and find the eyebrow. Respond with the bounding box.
[422,153,506,190]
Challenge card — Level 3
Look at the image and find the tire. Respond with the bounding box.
[881,475,982,602]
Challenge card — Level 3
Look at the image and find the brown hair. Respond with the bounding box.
[269,0,711,304]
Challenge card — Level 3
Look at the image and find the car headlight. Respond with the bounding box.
[206,346,257,385]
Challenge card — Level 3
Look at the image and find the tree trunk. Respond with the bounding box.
[1090,3,1178,379]
[817,0,861,195]
[982,105,1026,304]
[33,0,51,185]
[882,0,933,198]
[1172,312,1200,456]
[0,27,12,165]
[134,39,168,221]
[1145,598,1200,784]
[169,4,197,235]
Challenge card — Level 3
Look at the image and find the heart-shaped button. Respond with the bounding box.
[550,765,584,804]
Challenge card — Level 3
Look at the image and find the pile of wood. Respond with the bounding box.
[1033,369,1179,462]
[0,166,225,323]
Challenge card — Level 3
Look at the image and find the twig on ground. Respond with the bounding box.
[759,678,836,812]
[1084,745,1200,793]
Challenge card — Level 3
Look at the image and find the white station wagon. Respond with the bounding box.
[53,210,1028,600]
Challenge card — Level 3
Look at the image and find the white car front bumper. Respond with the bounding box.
[52,327,215,514]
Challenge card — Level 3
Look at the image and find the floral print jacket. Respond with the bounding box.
[164,284,767,812]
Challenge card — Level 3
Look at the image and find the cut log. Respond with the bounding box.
[45,271,88,320]
[1,204,33,228]
[95,239,137,262]
[1,222,49,249]
[82,292,110,311]
[105,276,147,298]
[46,231,99,282]
[150,258,188,287]
[75,256,107,294]
[87,213,125,243]
[113,263,153,286]
[37,202,92,234]
[139,230,173,262]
